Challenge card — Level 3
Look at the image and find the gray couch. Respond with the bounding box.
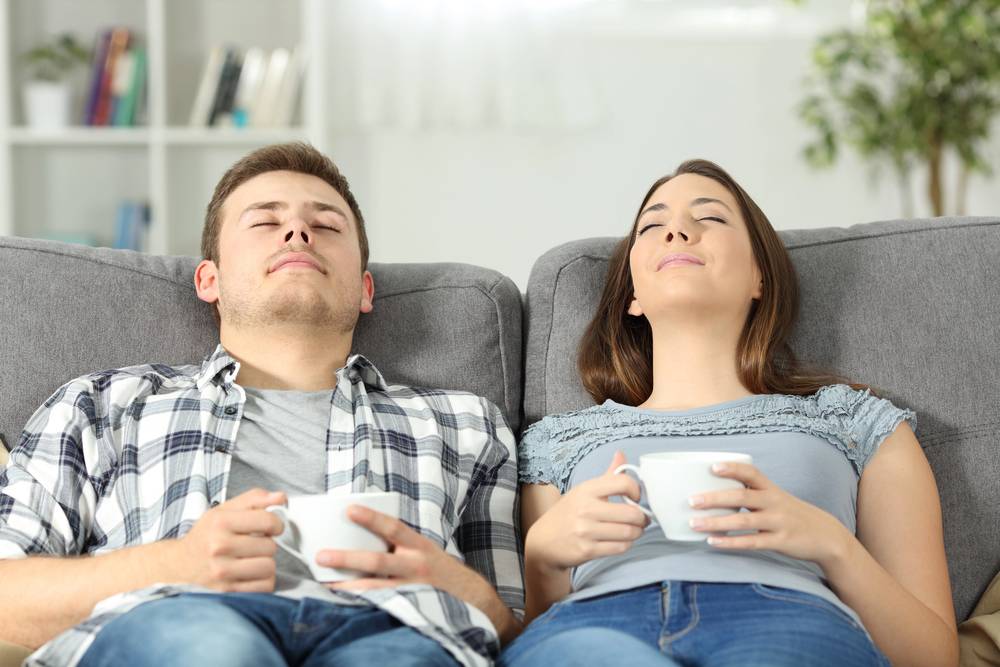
[2,216,998,663]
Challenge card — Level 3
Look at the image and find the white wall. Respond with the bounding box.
[323,2,1000,289]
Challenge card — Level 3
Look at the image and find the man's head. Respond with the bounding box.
[195,143,373,334]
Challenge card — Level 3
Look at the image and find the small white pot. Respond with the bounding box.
[22,80,74,128]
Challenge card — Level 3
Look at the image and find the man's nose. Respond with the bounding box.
[283,219,312,245]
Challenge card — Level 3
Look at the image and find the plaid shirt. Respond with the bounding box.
[0,345,524,667]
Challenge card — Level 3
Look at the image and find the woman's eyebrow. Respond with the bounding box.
[690,197,733,212]
[639,197,733,220]
[638,202,667,219]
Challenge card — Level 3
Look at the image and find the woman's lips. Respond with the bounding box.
[657,254,705,270]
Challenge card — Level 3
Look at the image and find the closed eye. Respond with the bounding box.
[250,221,279,228]
[638,223,662,235]
[698,216,727,224]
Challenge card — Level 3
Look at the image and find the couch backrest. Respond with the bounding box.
[522,216,1000,621]
[0,237,523,448]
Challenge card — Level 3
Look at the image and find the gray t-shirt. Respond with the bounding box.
[518,386,916,630]
[226,385,339,601]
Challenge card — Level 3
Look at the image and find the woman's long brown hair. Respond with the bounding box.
[578,159,865,406]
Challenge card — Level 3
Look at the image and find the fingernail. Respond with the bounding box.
[688,495,703,507]
[707,536,721,546]
[712,463,727,473]
[689,517,705,529]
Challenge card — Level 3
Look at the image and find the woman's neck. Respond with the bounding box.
[640,315,753,411]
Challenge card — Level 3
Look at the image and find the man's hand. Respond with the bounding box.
[172,488,286,592]
[317,505,521,642]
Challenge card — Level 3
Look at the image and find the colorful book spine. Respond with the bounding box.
[93,28,131,126]
[112,201,150,251]
[84,30,112,125]
[113,46,146,126]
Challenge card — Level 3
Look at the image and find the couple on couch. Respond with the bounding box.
[0,143,957,667]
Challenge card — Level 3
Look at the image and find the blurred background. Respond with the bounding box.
[1,0,997,288]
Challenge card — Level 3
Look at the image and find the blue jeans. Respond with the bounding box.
[79,593,458,667]
[500,582,890,667]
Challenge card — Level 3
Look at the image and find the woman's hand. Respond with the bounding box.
[688,461,853,571]
[524,451,648,574]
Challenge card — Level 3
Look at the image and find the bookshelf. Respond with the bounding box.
[0,0,329,255]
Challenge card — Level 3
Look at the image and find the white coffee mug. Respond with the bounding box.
[266,491,399,582]
[614,452,753,541]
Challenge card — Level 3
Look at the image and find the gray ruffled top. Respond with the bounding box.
[519,384,916,492]
[519,384,917,629]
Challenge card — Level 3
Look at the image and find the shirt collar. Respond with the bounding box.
[196,343,389,392]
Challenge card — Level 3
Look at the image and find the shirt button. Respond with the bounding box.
[224,406,238,416]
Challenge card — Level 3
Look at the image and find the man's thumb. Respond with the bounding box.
[230,488,286,510]
[605,450,627,475]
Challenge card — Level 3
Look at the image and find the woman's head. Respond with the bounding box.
[627,167,768,330]
[579,159,846,405]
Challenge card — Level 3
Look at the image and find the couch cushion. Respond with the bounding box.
[522,216,1000,622]
[0,237,523,448]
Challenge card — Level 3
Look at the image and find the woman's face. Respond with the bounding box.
[628,173,762,324]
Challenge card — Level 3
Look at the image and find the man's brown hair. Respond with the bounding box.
[578,159,865,406]
[201,142,369,269]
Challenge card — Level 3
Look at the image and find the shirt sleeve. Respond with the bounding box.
[454,398,525,619]
[847,387,918,471]
[0,379,107,558]
[516,418,558,487]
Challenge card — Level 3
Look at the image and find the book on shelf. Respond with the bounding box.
[112,201,151,252]
[83,27,147,127]
[189,46,304,128]
[208,48,243,127]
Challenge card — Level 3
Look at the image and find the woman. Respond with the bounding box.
[501,160,957,667]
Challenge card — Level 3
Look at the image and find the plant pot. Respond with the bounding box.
[22,80,74,128]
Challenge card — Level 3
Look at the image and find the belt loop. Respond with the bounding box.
[660,580,671,623]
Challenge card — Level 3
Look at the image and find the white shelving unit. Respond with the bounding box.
[0,0,329,255]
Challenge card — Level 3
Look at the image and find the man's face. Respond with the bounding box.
[195,170,373,333]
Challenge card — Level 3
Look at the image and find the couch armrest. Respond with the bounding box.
[0,639,31,666]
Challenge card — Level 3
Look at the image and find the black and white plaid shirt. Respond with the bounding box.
[0,345,524,667]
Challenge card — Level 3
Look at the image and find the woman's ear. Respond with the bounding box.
[751,267,763,300]
[627,297,643,317]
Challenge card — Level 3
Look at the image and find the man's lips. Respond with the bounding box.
[268,252,326,274]
[657,253,705,270]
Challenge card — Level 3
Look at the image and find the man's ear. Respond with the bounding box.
[359,270,375,314]
[194,260,220,304]
[627,296,643,317]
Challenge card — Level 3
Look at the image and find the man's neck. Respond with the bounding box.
[641,313,753,411]
[219,326,352,391]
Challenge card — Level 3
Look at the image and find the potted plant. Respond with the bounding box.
[796,1,1000,217]
[20,33,91,128]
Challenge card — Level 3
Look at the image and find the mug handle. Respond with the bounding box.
[265,505,312,568]
[613,464,656,520]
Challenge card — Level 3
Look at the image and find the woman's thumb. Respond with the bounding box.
[605,450,627,475]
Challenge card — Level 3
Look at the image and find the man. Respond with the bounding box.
[0,143,523,666]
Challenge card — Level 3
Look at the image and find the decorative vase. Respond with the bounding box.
[22,80,73,128]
